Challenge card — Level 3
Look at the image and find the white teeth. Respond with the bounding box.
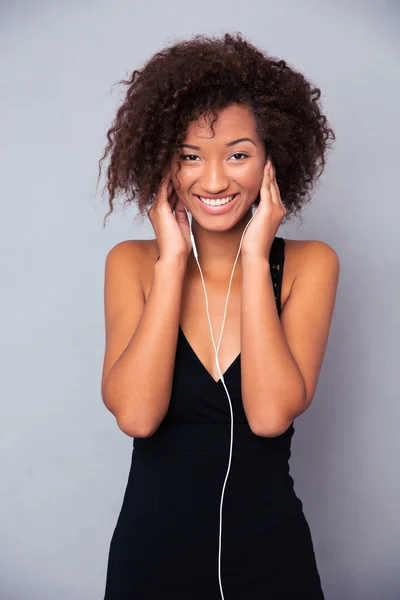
[199,195,234,206]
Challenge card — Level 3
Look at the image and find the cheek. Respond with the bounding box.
[172,168,195,193]
[240,165,264,192]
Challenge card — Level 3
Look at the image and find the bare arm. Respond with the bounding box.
[101,242,187,438]
[241,240,340,437]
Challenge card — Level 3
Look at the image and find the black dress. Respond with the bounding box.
[103,236,325,599]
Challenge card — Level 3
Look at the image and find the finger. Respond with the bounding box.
[174,199,189,223]
[161,169,171,186]
[269,165,285,213]
[259,161,272,204]
[155,173,172,208]
[169,189,178,211]
[270,160,279,190]
[160,171,172,194]
[174,198,185,214]
[268,161,281,206]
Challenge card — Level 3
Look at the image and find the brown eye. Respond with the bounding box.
[179,154,199,161]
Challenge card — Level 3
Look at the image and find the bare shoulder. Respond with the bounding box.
[283,237,340,274]
[106,239,157,266]
[105,239,159,293]
[284,236,338,256]
[281,238,339,306]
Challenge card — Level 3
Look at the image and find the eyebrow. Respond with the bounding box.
[179,137,257,150]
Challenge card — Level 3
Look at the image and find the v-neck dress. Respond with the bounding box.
[103,236,325,599]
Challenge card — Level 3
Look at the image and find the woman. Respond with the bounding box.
[99,33,339,599]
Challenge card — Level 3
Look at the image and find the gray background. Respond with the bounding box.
[1,0,399,598]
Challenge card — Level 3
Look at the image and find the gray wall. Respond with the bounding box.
[1,1,399,598]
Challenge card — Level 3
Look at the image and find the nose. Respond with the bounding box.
[200,160,230,195]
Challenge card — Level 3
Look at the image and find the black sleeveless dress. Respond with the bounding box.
[103,236,325,599]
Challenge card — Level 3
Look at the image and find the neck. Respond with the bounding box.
[187,208,253,281]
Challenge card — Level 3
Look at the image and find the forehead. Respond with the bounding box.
[184,104,258,142]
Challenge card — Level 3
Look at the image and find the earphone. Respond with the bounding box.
[182,204,258,600]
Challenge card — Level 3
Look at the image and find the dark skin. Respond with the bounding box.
[101,103,339,434]
[141,103,338,403]
[169,103,280,281]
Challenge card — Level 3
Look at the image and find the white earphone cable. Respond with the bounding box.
[183,205,257,599]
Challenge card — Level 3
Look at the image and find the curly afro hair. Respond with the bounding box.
[98,32,335,227]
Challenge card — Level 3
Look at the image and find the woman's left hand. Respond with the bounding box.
[241,159,287,257]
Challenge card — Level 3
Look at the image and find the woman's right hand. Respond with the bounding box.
[148,172,192,260]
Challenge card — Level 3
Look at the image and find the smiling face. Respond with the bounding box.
[170,103,267,224]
